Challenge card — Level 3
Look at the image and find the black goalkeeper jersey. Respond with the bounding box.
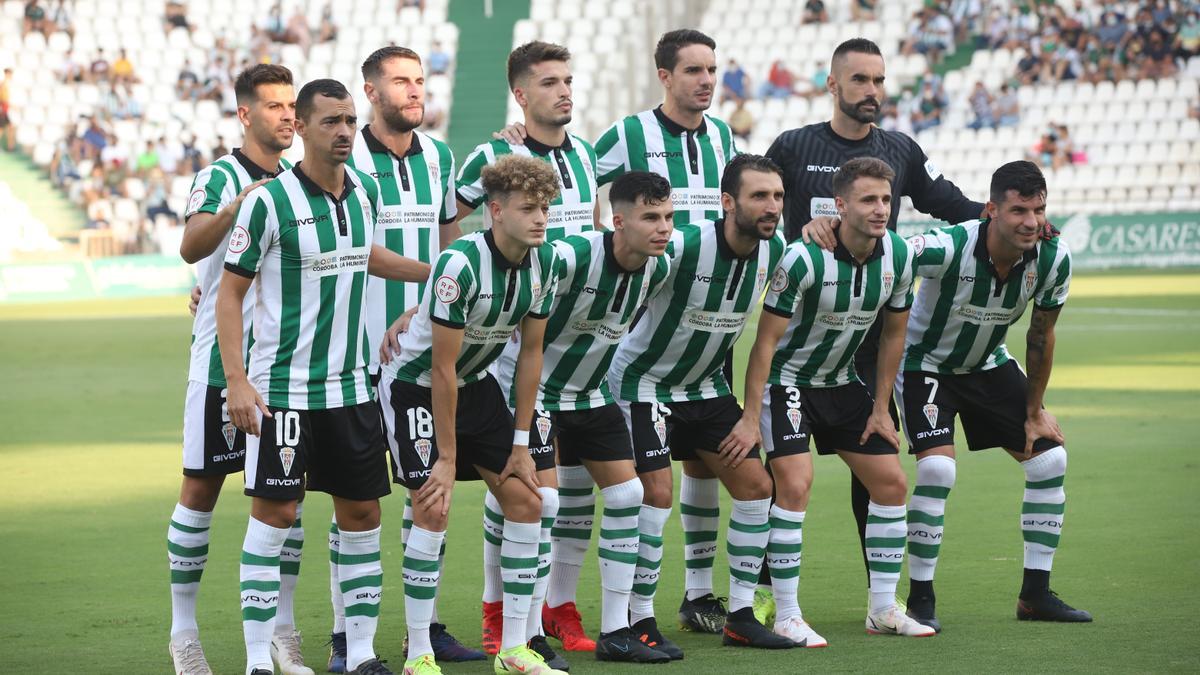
[766,121,984,367]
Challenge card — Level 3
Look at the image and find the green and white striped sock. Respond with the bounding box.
[767,505,804,622]
[866,502,907,613]
[630,504,670,625]
[168,503,211,637]
[728,498,771,612]
[403,525,444,660]
[500,519,540,651]
[482,491,504,603]
[328,517,344,633]
[527,487,559,641]
[339,526,382,671]
[401,496,444,622]
[276,503,303,631]
[681,476,720,600]
[547,465,594,608]
[1021,446,1068,571]
[599,479,643,633]
[908,455,955,582]
[240,517,288,671]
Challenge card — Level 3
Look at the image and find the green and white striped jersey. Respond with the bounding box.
[385,229,558,388]
[499,230,672,411]
[763,232,915,388]
[223,164,381,410]
[609,220,786,403]
[456,133,598,241]
[348,126,457,373]
[903,219,1072,375]
[186,150,291,387]
[594,106,738,226]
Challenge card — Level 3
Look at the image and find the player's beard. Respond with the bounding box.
[377,99,423,133]
[253,122,293,154]
[838,94,879,125]
[733,204,779,241]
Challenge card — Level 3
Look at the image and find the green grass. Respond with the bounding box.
[1,274,1198,673]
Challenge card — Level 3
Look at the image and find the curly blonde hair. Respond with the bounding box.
[481,155,561,207]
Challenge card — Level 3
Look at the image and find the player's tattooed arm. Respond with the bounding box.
[1023,305,1065,457]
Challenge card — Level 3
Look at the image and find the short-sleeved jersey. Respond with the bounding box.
[223,164,381,410]
[456,133,598,241]
[348,126,457,372]
[594,106,738,227]
[765,122,982,242]
[385,229,558,388]
[609,220,786,403]
[903,219,1072,375]
[763,231,915,388]
[499,230,671,411]
[185,149,291,386]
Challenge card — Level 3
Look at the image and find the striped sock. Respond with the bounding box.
[681,476,720,600]
[401,497,444,623]
[767,505,804,622]
[598,479,644,633]
[908,456,956,583]
[1021,446,1068,572]
[339,526,382,671]
[630,504,670,625]
[527,487,559,641]
[547,465,594,608]
[328,517,345,633]
[404,526,444,660]
[482,491,504,603]
[866,502,907,613]
[727,498,771,612]
[240,517,288,671]
[500,519,540,651]
[168,504,211,637]
[277,503,303,631]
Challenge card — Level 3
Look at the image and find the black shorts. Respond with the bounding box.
[759,382,898,457]
[244,402,391,501]
[182,381,246,476]
[898,361,1059,455]
[619,395,748,474]
[526,408,558,472]
[553,404,636,467]
[380,373,521,489]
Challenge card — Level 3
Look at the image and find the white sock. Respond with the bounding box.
[547,464,594,608]
[680,476,720,600]
[328,516,345,633]
[767,505,804,622]
[866,502,907,613]
[339,526,383,671]
[598,478,644,634]
[276,502,303,632]
[527,487,559,641]
[404,526,444,660]
[240,517,289,671]
[168,503,212,638]
[500,519,540,651]
[1021,446,1068,571]
[482,491,504,604]
[630,504,671,625]
[727,498,771,613]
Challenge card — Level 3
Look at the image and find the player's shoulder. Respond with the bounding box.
[884,228,911,251]
[568,132,596,155]
[767,229,787,254]
[782,237,822,264]
[348,165,378,191]
[1036,230,1072,260]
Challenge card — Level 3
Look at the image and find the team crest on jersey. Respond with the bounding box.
[1024,266,1038,294]
[770,267,789,293]
[434,275,461,303]
[279,447,296,476]
[221,422,237,451]
[654,416,667,447]
[535,413,552,445]
[427,162,440,180]
[908,235,925,256]
[415,438,433,467]
[922,403,939,429]
[228,225,251,254]
[786,407,803,434]
[882,271,894,296]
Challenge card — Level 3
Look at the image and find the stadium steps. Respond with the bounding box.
[0,151,86,240]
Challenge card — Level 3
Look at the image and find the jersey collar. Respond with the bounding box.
[362,124,424,159]
[973,218,1038,271]
[713,218,760,260]
[232,147,281,180]
[293,162,358,203]
[832,229,885,265]
[484,228,532,270]
[653,105,707,137]
[604,230,646,274]
[524,131,574,157]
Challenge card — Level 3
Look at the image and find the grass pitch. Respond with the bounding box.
[0,274,1198,673]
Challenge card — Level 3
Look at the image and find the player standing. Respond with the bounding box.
[896,160,1091,629]
[725,158,934,641]
[380,155,564,675]
[608,154,792,652]
[218,79,430,675]
[168,63,308,675]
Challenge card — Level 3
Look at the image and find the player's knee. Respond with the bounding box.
[732,472,774,502]
[1025,444,1067,479]
[600,477,644,510]
[335,499,381,531]
[873,470,908,505]
[502,490,543,522]
[639,471,673,508]
[538,487,560,521]
[916,454,957,489]
[179,475,224,511]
